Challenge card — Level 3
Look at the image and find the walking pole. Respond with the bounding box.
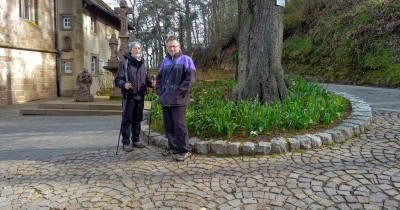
[116,59,129,155]
[147,100,152,145]
[147,76,155,145]
[115,98,127,155]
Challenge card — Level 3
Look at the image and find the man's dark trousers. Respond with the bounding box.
[121,97,144,145]
[162,106,189,153]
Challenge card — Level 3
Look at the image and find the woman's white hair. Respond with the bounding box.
[128,41,142,52]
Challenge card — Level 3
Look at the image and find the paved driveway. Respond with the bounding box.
[324,83,400,112]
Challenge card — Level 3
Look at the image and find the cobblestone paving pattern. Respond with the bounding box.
[0,111,399,209]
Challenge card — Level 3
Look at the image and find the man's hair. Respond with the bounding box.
[166,36,179,44]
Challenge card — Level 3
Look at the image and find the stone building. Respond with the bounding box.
[57,0,120,96]
[0,0,122,105]
[0,0,57,105]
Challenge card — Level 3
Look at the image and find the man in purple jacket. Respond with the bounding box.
[156,36,196,161]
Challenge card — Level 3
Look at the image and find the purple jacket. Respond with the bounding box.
[156,53,196,106]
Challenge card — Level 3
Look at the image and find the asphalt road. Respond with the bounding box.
[324,83,400,112]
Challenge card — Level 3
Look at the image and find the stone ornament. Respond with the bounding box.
[74,69,94,102]
[108,34,118,63]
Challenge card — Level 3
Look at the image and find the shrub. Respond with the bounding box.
[150,78,347,141]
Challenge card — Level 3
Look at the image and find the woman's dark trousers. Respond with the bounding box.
[121,97,144,146]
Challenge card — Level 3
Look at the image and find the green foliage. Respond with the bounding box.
[335,40,352,65]
[150,78,347,140]
[144,91,158,101]
[365,64,400,86]
[150,100,164,133]
[363,47,395,70]
[353,13,373,27]
[284,0,306,35]
[284,37,313,60]
[283,0,400,86]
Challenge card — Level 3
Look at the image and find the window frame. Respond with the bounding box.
[61,15,72,30]
[19,0,38,23]
[62,60,73,75]
[62,36,72,51]
[91,56,99,73]
[90,16,97,34]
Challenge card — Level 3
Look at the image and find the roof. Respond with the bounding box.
[90,0,115,14]
[83,0,120,29]
[83,0,134,30]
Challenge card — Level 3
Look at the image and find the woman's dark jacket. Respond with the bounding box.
[156,52,196,106]
[115,53,152,99]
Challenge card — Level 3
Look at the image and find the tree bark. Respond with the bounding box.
[193,18,200,46]
[211,0,220,42]
[178,14,185,50]
[155,14,163,66]
[199,3,208,46]
[184,0,192,54]
[233,0,289,104]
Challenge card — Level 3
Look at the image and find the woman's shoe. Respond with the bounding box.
[122,144,134,152]
[133,141,146,148]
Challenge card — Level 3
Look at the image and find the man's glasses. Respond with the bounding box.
[167,45,179,49]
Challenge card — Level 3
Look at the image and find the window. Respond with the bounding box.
[19,0,37,22]
[62,60,73,74]
[105,25,108,40]
[62,36,72,51]
[62,16,72,30]
[91,56,98,73]
[90,16,97,33]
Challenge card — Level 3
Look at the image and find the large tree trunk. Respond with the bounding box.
[233,0,289,104]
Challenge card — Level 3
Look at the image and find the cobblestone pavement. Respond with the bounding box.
[0,104,400,209]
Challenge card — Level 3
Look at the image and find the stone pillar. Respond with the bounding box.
[108,34,119,66]
[115,0,133,60]
[103,0,134,97]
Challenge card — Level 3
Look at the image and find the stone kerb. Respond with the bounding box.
[140,91,372,156]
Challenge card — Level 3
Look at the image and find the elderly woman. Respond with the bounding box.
[115,41,153,152]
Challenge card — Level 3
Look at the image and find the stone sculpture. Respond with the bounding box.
[74,69,94,102]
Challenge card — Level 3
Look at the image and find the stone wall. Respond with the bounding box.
[0,1,55,51]
[0,49,56,105]
[0,0,56,105]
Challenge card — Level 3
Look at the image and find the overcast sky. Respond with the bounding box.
[103,0,119,8]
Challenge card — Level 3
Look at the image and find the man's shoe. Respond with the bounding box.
[133,141,146,148]
[162,149,179,156]
[175,152,191,161]
[122,144,134,152]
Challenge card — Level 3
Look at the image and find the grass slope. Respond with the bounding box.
[283,0,400,87]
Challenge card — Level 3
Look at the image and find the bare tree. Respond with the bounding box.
[184,0,192,53]
[121,0,239,68]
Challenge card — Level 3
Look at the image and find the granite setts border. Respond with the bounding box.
[140,91,373,156]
